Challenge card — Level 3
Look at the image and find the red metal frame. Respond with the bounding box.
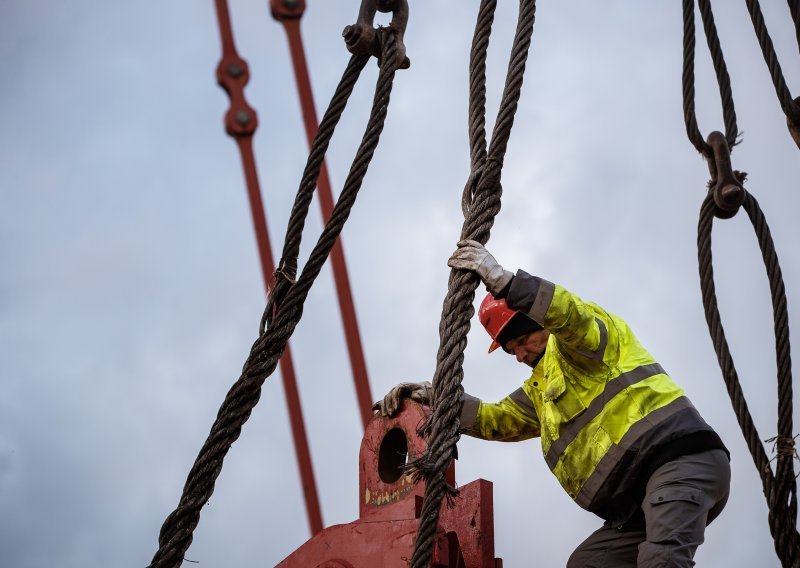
[278,401,502,567]
[213,0,323,536]
[270,0,374,429]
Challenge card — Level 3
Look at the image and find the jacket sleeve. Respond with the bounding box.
[506,270,611,371]
[459,388,540,442]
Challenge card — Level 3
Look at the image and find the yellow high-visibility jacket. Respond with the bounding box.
[460,271,726,524]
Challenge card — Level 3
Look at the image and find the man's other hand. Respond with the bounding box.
[373,381,433,417]
[448,239,513,296]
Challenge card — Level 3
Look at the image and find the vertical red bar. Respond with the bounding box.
[270,1,374,430]
[213,0,323,536]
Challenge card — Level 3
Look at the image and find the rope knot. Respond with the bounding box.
[766,434,800,462]
[260,260,297,334]
[461,165,484,216]
[461,158,503,218]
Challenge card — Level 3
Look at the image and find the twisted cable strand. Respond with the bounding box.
[682,0,740,157]
[698,0,739,147]
[409,2,537,566]
[745,0,800,125]
[148,34,400,568]
[789,0,800,54]
[683,0,710,156]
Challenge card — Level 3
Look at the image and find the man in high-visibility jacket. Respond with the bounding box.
[375,240,730,567]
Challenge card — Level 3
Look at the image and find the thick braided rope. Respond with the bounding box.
[148,34,400,568]
[408,2,536,567]
[698,0,738,147]
[268,52,368,302]
[790,0,800,54]
[682,0,739,157]
[744,0,800,126]
[697,192,800,566]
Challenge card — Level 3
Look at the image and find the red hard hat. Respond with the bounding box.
[479,293,519,353]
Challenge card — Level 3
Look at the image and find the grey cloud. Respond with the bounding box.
[1,1,796,567]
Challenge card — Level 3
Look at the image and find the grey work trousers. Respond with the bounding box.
[566,449,730,567]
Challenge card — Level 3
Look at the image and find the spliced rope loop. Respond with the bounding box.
[684,0,800,565]
[148,30,402,568]
[408,1,536,567]
[698,192,800,567]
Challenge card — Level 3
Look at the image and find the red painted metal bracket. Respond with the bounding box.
[278,401,503,567]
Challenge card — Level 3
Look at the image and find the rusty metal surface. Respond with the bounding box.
[705,130,745,219]
[212,0,323,536]
[343,0,410,69]
[278,401,501,567]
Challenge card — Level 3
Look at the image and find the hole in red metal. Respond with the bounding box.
[378,427,408,484]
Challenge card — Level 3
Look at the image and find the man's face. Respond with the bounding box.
[505,330,550,367]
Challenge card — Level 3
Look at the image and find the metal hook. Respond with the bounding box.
[705,131,746,219]
[343,0,410,69]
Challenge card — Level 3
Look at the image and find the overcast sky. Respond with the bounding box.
[2,1,800,567]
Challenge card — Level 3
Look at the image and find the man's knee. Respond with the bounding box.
[568,525,641,568]
[637,541,698,568]
[567,547,597,568]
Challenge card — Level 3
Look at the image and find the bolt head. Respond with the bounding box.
[227,62,245,78]
[235,111,251,125]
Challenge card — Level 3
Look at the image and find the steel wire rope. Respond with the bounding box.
[790,0,800,53]
[684,0,800,564]
[407,1,536,566]
[744,0,800,146]
[698,193,800,566]
[682,0,740,157]
[148,31,402,568]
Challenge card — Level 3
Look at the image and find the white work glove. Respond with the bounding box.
[373,381,433,417]
[447,239,513,296]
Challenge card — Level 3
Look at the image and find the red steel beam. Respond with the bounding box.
[213,0,323,536]
[269,0,374,430]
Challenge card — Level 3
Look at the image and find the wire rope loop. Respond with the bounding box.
[682,0,739,158]
[148,28,403,568]
[697,190,800,565]
[408,1,537,567]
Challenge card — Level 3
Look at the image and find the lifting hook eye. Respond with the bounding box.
[705,131,746,219]
[343,0,410,70]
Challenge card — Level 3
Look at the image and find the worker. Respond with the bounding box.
[375,239,730,567]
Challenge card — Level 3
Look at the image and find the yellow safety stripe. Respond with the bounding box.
[545,362,665,468]
[552,377,684,499]
[574,396,695,507]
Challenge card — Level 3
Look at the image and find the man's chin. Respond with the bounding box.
[525,353,544,369]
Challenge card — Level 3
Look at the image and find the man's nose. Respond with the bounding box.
[515,349,525,363]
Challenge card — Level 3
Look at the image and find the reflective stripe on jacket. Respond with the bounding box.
[460,271,717,523]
